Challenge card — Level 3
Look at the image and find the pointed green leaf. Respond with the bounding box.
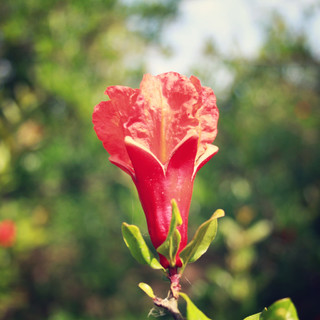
[122,222,164,270]
[170,229,181,264]
[180,209,225,268]
[243,312,262,320]
[172,199,183,226]
[138,282,155,299]
[157,228,181,267]
[180,292,212,320]
[156,199,182,267]
[162,199,183,241]
[260,298,299,320]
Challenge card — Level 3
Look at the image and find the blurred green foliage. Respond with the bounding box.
[0,1,180,319]
[188,14,320,320]
[0,1,319,320]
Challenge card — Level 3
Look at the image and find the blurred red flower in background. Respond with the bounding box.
[93,72,219,268]
[0,220,16,247]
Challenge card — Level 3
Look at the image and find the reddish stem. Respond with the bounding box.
[168,267,181,299]
[152,268,184,320]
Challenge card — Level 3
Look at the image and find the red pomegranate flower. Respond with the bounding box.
[0,220,16,247]
[93,72,219,268]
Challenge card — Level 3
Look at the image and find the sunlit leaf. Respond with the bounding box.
[122,222,163,270]
[243,312,262,320]
[260,298,299,320]
[180,209,224,269]
[138,282,155,299]
[180,292,212,320]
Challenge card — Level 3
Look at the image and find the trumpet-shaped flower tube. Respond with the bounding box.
[93,72,219,268]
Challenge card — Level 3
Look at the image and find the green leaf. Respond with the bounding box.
[180,209,225,269]
[156,199,182,267]
[180,292,212,320]
[243,312,262,320]
[169,229,181,265]
[138,282,155,299]
[122,222,164,270]
[260,298,299,320]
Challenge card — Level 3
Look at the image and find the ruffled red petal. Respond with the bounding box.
[190,75,219,158]
[130,73,199,164]
[92,86,141,174]
[93,73,219,171]
[93,100,133,174]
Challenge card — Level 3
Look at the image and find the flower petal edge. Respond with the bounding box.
[193,144,219,180]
